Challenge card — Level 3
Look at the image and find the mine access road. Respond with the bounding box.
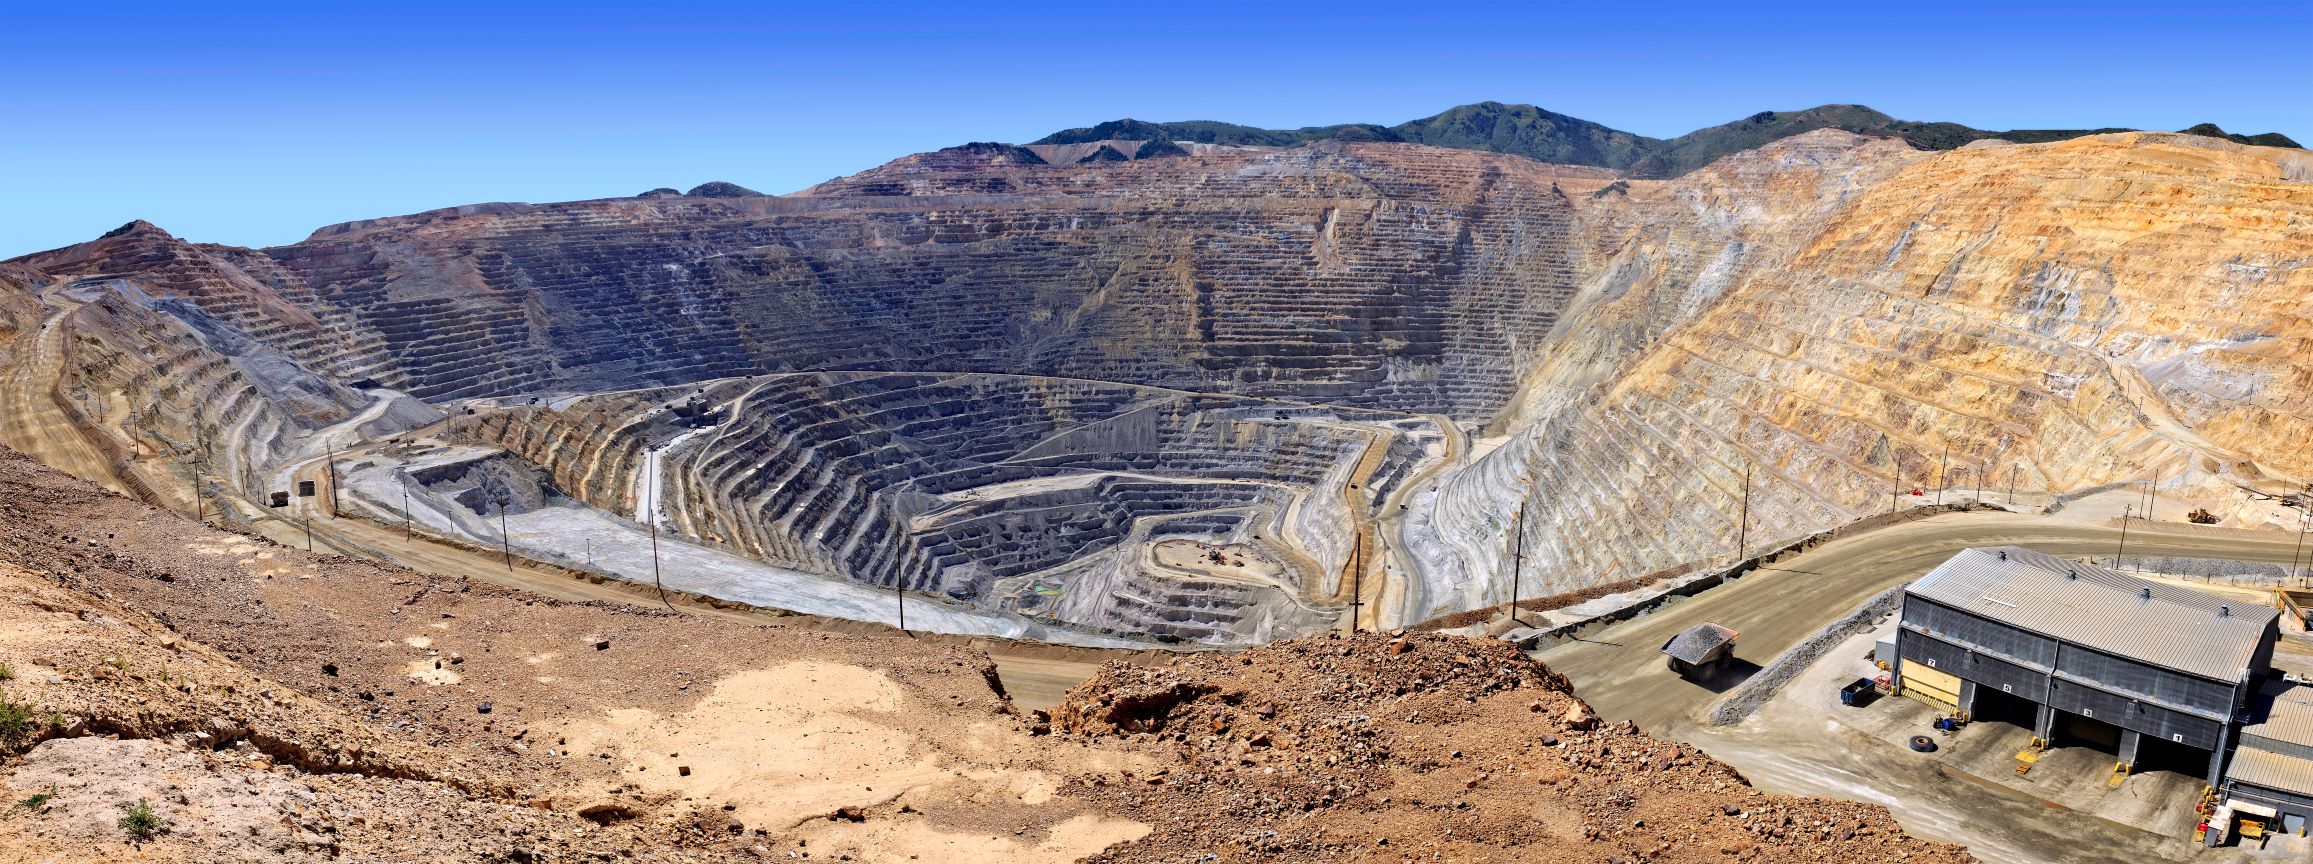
[1539,506,2313,734]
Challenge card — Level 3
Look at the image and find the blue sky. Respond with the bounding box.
[3,0,2307,257]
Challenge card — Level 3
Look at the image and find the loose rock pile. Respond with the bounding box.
[1046,631,1974,863]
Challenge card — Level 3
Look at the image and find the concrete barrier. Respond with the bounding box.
[1705,584,1906,726]
[1532,502,1984,645]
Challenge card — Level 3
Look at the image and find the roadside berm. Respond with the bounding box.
[0,445,1970,862]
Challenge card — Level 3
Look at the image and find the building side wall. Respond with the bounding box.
[2224,782,2313,825]
[2243,735,2313,763]
[1906,596,2057,667]
[2045,675,2225,749]
[1899,593,2240,749]
[2055,642,2235,715]
[1901,630,2047,702]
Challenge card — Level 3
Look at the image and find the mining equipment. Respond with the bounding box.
[1661,622,1738,677]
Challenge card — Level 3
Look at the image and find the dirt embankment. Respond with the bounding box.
[0,444,1970,862]
[1043,631,1975,863]
[0,445,1137,863]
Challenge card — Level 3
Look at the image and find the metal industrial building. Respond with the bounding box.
[1892,546,2280,787]
[2217,681,2313,839]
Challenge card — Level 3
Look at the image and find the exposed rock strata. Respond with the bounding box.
[1416,131,2313,617]
[4,130,2309,637]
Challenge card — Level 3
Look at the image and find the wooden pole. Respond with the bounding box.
[1736,465,1750,563]
[647,458,671,610]
[401,478,412,540]
[497,490,512,572]
[1508,506,1525,626]
[1346,533,1363,635]
[2147,471,2160,522]
[1936,445,1950,507]
[326,441,341,518]
[2288,511,2307,586]
[191,427,206,524]
[2114,504,2132,569]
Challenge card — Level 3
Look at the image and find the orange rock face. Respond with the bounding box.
[1418,131,2313,614]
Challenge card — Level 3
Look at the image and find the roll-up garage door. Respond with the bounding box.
[1902,659,1961,709]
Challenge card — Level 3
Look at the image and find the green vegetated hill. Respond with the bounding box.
[1034,102,2302,177]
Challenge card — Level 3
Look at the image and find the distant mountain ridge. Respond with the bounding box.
[1034,102,2301,177]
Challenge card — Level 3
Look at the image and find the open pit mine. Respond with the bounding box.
[4,113,2313,864]
[3,129,2312,649]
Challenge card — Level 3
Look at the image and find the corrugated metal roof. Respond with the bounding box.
[2243,682,2313,748]
[1905,547,2275,682]
[2228,748,2313,797]
[1660,622,1737,664]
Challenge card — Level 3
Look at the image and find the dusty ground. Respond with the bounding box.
[0,445,1972,862]
[1150,539,1285,586]
[0,446,1136,862]
[1046,632,1970,863]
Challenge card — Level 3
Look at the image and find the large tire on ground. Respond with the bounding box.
[1908,735,1938,753]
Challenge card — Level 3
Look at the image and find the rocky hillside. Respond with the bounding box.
[0,444,1971,862]
[1045,631,1971,863]
[1411,130,2313,618]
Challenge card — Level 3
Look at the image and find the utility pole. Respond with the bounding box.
[497,488,512,572]
[2114,504,2132,569]
[400,475,412,540]
[2008,465,2018,506]
[190,426,208,524]
[2146,471,2160,522]
[1507,506,1526,626]
[1345,533,1364,635]
[647,458,670,610]
[2289,510,2308,587]
[1736,465,1750,563]
[1936,445,1950,507]
[1891,459,1902,515]
[188,453,203,525]
[325,440,341,518]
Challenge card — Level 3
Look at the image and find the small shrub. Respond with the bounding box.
[0,664,14,681]
[118,798,165,841]
[0,697,36,746]
[5,786,54,819]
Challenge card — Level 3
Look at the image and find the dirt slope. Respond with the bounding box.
[0,444,1966,862]
[1046,632,1971,863]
